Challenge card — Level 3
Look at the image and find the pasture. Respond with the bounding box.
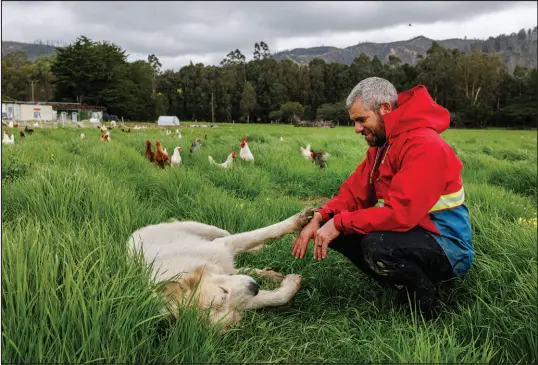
[1,123,536,363]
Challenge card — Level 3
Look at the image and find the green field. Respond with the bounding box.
[2,124,537,363]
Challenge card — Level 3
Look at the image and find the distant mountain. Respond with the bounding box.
[2,41,58,60]
[273,31,538,72]
[3,29,537,72]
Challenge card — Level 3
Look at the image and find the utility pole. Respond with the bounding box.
[211,91,215,123]
[31,80,36,102]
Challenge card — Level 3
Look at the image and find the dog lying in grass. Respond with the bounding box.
[128,208,315,328]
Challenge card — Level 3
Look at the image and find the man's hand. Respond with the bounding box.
[314,218,340,261]
[292,212,322,259]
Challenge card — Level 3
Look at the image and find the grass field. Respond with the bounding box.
[2,123,536,363]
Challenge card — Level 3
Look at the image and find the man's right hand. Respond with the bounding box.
[292,212,322,259]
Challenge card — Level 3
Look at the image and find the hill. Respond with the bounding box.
[3,28,537,72]
[273,30,538,72]
[1,41,58,60]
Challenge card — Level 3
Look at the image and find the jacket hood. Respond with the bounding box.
[383,85,450,140]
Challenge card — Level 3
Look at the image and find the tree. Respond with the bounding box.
[280,101,304,123]
[51,36,128,104]
[240,81,257,123]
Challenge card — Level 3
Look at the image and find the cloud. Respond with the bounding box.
[2,1,536,69]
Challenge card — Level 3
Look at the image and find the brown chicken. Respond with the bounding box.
[19,130,25,138]
[154,141,170,169]
[145,140,155,162]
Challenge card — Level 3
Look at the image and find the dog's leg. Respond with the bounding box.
[213,208,315,254]
[243,274,302,310]
[239,267,284,282]
[165,221,231,240]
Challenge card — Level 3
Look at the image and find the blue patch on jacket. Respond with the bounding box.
[429,204,474,275]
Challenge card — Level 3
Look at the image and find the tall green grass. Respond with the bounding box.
[2,125,536,363]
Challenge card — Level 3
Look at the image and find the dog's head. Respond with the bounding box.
[159,265,260,326]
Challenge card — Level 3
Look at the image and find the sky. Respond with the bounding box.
[1,1,537,70]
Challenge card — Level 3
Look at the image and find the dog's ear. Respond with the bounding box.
[182,265,206,291]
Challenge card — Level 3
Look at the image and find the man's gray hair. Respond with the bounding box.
[345,77,398,111]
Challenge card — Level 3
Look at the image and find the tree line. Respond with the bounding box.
[1,33,536,128]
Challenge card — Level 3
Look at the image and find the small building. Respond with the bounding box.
[49,102,106,122]
[157,115,180,126]
[1,101,106,122]
[2,101,54,121]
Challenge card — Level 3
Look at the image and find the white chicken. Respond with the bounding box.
[171,146,182,166]
[240,138,254,161]
[3,130,14,145]
[280,136,284,142]
[175,129,180,134]
[208,152,237,168]
[80,133,86,140]
[178,131,182,139]
[8,121,14,128]
[300,144,313,160]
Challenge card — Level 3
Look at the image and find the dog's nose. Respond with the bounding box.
[248,282,260,296]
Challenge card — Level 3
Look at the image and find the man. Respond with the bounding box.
[292,77,473,316]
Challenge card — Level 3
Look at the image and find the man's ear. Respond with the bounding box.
[379,101,393,115]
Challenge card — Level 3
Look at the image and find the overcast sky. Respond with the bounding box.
[1,1,537,70]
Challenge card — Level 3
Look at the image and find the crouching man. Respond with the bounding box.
[292,77,474,317]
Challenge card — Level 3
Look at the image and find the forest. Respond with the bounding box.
[1,33,536,128]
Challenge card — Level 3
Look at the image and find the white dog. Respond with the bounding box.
[128,208,314,328]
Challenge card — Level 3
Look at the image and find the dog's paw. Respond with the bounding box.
[281,274,302,291]
[295,207,316,227]
[258,267,284,282]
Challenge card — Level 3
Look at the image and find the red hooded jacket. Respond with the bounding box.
[317,85,474,275]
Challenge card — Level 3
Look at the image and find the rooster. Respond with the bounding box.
[154,141,170,169]
[24,126,34,134]
[2,130,14,145]
[240,138,254,161]
[145,140,155,162]
[189,138,201,154]
[300,144,313,160]
[171,146,182,166]
[208,152,237,168]
[311,149,330,169]
[19,130,25,138]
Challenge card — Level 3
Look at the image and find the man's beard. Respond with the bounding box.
[366,112,387,147]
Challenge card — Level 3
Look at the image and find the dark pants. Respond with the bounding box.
[328,226,454,312]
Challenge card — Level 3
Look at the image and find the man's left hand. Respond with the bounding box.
[314,218,340,261]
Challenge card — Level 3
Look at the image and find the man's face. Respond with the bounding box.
[349,98,393,147]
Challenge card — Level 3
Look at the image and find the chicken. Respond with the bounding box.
[171,146,182,166]
[145,140,155,162]
[178,131,182,139]
[154,141,170,169]
[280,136,284,142]
[100,132,107,142]
[100,125,108,133]
[300,144,313,160]
[166,130,172,135]
[311,149,330,169]
[208,152,237,168]
[80,133,86,140]
[175,129,180,134]
[8,121,14,128]
[239,138,254,161]
[24,126,34,134]
[189,138,201,154]
[19,130,25,138]
[2,130,14,145]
